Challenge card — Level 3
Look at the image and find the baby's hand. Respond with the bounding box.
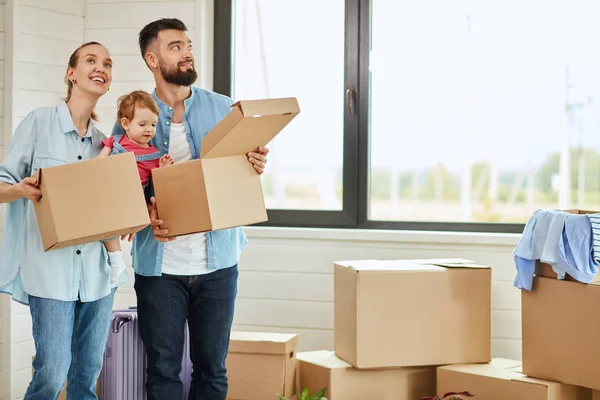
[159,154,174,167]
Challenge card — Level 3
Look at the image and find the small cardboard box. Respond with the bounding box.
[32,152,150,251]
[437,358,592,400]
[152,97,300,237]
[226,331,298,400]
[334,258,491,368]
[297,350,436,400]
[523,276,600,391]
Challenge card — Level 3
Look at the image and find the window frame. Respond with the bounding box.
[213,0,526,234]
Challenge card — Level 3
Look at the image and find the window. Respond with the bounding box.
[214,0,600,233]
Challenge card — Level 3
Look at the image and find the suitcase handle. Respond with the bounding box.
[112,313,133,333]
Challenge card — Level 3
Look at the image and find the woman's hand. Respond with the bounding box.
[14,177,42,202]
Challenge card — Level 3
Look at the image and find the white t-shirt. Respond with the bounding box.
[161,122,214,275]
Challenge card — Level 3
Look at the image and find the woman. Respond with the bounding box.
[0,42,126,399]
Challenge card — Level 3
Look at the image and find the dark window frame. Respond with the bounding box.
[213,0,525,234]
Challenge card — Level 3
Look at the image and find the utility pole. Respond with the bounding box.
[559,66,572,209]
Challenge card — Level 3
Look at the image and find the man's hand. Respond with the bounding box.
[246,146,269,174]
[148,197,176,242]
[159,154,174,168]
[15,177,42,202]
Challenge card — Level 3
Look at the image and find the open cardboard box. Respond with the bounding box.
[152,97,300,237]
[32,152,150,251]
[534,208,600,283]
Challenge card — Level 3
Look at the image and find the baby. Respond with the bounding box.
[98,90,173,283]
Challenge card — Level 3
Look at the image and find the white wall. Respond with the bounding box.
[84,0,205,135]
[8,1,84,398]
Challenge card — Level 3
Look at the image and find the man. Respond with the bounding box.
[112,18,268,400]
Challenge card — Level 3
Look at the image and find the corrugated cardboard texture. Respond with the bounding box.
[523,276,600,391]
[297,350,436,400]
[33,152,149,251]
[152,159,210,235]
[202,155,266,231]
[153,97,299,237]
[334,259,491,368]
[226,332,298,400]
[438,359,592,400]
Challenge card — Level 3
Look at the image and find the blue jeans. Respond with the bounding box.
[134,265,238,400]
[25,289,115,400]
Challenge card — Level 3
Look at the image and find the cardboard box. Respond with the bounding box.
[226,331,298,400]
[535,261,600,284]
[523,276,600,391]
[334,258,491,368]
[152,97,300,237]
[593,391,600,400]
[437,358,592,400]
[297,350,436,400]
[32,152,150,251]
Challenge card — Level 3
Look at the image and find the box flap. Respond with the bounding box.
[297,350,352,370]
[563,209,599,215]
[201,97,300,159]
[234,97,300,117]
[229,331,298,355]
[334,258,477,272]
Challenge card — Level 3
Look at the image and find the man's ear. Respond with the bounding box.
[145,51,159,69]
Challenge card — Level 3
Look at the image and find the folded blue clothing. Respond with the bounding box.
[513,209,599,291]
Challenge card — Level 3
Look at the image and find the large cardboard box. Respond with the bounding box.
[297,350,436,400]
[32,152,150,250]
[334,258,491,368]
[152,97,300,237]
[437,358,592,400]
[523,276,600,391]
[226,331,298,400]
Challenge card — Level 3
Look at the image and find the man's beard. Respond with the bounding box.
[159,59,198,86]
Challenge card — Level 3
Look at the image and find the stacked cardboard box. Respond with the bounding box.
[519,210,600,393]
[295,256,595,399]
[297,258,491,399]
[436,208,598,399]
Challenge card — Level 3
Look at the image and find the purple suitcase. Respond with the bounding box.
[99,309,192,399]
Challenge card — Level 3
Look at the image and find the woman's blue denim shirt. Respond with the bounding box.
[0,101,128,305]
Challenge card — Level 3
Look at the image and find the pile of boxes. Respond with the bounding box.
[285,257,599,399]
[519,210,600,398]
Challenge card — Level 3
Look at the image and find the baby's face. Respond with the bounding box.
[126,107,158,146]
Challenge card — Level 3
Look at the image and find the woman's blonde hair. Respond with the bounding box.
[64,41,105,121]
